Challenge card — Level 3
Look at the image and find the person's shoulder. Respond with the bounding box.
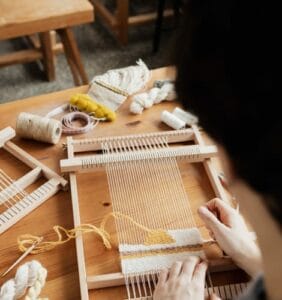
[237,275,266,300]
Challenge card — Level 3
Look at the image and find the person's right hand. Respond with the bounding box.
[198,198,262,277]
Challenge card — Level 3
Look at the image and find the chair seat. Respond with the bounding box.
[0,0,93,40]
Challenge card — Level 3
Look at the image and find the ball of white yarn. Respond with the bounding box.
[130,82,177,114]
[0,261,47,300]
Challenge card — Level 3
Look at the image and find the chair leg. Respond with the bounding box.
[153,0,166,53]
[39,32,55,81]
[57,28,88,86]
[116,0,129,45]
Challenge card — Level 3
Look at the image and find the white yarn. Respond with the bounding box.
[16,112,62,144]
[88,59,151,111]
[0,261,47,300]
[161,111,186,130]
[130,83,177,114]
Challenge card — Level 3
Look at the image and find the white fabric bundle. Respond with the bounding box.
[0,261,47,300]
[130,83,177,114]
[88,59,151,111]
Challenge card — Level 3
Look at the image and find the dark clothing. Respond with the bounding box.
[238,276,266,300]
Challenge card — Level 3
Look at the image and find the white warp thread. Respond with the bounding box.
[0,261,47,300]
[130,83,177,114]
[88,59,151,111]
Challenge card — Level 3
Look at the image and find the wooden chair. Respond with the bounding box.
[153,0,182,52]
[0,0,94,85]
[91,0,174,45]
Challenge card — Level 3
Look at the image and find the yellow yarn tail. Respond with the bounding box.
[17,212,175,254]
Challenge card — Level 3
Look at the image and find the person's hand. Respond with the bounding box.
[198,198,262,277]
[153,257,207,300]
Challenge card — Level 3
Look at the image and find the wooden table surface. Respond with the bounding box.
[0,67,243,300]
[0,0,93,40]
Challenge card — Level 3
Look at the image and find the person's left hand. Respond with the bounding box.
[153,257,207,300]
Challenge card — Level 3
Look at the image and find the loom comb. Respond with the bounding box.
[0,127,67,234]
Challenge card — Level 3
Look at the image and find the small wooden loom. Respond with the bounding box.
[0,127,67,234]
[60,125,249,300]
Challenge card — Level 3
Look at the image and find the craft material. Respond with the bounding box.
[60,126,236,300]
[70,94,116,121]
[17,212,216,254]
[153,79,175,88]
[0,127,67,235]
[130,82,176,114]
[0,261,47,300]
[16,112,62,144]
[88,59,151,111]
[172,107,198,126]
[61,112,99,135]
[161,110,186,130]
[1,238,43,278]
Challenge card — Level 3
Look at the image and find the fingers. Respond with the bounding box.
[168,261,183,280]
[198,206,227,236]
[192,261,207,283]
[158,268,168,285]
[181,256,201,281]
[209,293,222,300]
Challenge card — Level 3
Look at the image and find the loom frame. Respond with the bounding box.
[61,125,233,300]
[0,127,68,235]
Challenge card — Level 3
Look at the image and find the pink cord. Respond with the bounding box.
[61,111,99,135]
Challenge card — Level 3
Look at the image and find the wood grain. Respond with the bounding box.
[0,67,246,299]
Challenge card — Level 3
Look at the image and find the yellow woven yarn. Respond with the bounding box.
[17,212,175,254]
[70,93,116,121]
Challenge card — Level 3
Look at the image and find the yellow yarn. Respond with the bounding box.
[17,212,175,254]
[70,93,116,121]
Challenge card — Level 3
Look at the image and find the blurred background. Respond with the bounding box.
[0,0,182,103]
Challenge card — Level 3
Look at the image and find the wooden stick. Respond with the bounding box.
[67,137,89,300]
[0,127,16,147]
[3,141,67,188]
[60,145,218,173]
[192,125,229,203]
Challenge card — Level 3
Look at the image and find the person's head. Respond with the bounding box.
[175,0,280,226]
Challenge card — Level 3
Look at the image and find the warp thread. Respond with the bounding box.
[17,212,176,255]
[0,261,47,300]
[88,59,151,111]
[16,112,62,144]
[130,82,177,114]
[61,111,99,135]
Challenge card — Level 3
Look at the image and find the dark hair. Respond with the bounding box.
[175,0,281,225]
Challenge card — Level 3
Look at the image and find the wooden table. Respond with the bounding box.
[0,0,94,85]
[0,67,246,299]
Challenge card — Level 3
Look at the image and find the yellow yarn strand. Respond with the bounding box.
[17,212,175,254]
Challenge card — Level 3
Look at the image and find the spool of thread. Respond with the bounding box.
[16,112,62,144]
[161,111,186,130]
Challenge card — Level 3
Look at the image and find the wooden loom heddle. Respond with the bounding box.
[61,126,247,300]
[0,127,67,235]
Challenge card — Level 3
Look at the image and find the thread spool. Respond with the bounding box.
[161,111,186,130]
[16,112,62,144]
